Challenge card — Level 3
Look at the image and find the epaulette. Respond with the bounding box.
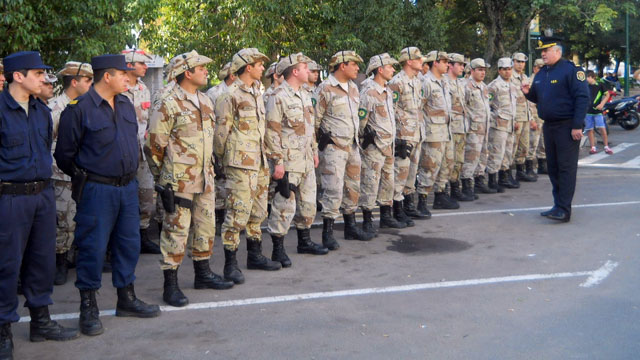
[69,99,78,105]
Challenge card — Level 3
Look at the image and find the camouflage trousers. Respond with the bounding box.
[450,133,466,181]
[393,139,421,201]
[461,131,487,179]
[54,180,75,254]
[267,168,317,236]
[486,128,515,174]
[319,143,361,219]
[528,119,546,161]
[417,140,454,195]
[215,177,228,210]
[359,145,394,210]
[159,191,215,270]
[136,158,157,229]
[222,166,269,250]
[513,121,530,165]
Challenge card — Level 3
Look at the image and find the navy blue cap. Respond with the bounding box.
[91,54,132,71]
[3,51,52,73]
[536,36,563,50]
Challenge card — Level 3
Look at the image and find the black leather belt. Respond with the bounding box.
[87,172,136,187]
[0,179,51,195]
[175,196,193,209]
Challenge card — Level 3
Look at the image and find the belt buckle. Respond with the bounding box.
[25,182,36,194]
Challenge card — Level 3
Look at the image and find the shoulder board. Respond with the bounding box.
[69,99,78,105]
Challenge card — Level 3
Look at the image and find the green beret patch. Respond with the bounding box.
[576,71,585,82]
[358,108,368,120]
[311,98,317,107]
[392,91,399,103]
[488,93,494,101]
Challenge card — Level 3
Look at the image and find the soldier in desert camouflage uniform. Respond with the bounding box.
[528,58,547,175]
[147,50,234,307]
[511,52,537,183]
[263,62,283,107]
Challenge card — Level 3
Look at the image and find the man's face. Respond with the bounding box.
[340,61,360,80]
[128,62,148,78]
[498,67,512,80]
[107,69,130,94]
[407,58,423,72]
[471,67,486,82]
[18,69,46,95]
[541,47,561,65]
[0,72,5,89]
[513,60,526,73]
[421,62,430,74]
[308,70,319,83]
[75,76,93,95]
[587,76,596,85]
[188,65,209,87]
[449,62,464,77]
[293,62,310,84]
[41,82,54,99]
[247,61,265,81]
[434,59,449,74]
[533,65,541,74]
[378,64,395,81]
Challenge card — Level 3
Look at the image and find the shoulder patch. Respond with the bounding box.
[488,93,494,101]
[311,98,317,107]
[576,71,586,82]
[69,99,78,105]
[358,108,368,120]
[392,91,399,103]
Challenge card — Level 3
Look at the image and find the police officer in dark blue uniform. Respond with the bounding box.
[0,51,78,360]
[55,54,160,337]
[523,36,590,222]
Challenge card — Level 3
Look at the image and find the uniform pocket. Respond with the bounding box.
[0,132,29,160]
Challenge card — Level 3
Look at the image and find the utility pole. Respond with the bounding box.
[624,11,630,96]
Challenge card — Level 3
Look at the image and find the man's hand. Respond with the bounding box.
[314,154,319,169]
[514,122,520,131]
[273,164,285,180]
[530,120,537,131]
[571,129,583,140]
[521,84,531,95]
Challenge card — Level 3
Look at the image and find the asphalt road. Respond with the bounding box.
[11,125,640,360]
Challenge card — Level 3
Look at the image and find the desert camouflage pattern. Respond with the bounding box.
[152,81,176,112]
[421,71,452,142]
[486,127,515,173]
[445,74,468,134]
[527,72,546,163]
[512,119,529,165]
[49,92,72,182]
[263,84,277,108]
[461,79,491,179]
[388,70,424,143]
[393,140,422,201]
[417,140,454,194]
[123,79,151,152]
[205,81,231,210]
[312,74,360,148]
[487,75,517,133]
[450,133,466,181]
[511,72,531,165]
[267,170,316,236]
[359,145,394,209]
[205,81,229,109]
[318,143,361,219]
[54,180,75,254]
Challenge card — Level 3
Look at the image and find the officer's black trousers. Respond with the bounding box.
[543,120,580,214]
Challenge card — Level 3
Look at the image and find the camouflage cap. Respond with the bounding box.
[328,50,364,68]
[424,50,449,62]
[218,62,232,80]
[365,53,399,75]
[231,48,270,74]
[308,60,323,71]
[121,49,153,63]
[165,55,180,82]
[170,50,213,79]
[512,52,528,62]
[497,57,513,69]
[265,62,277,78]
[469,58,490,69]
[276,52,312,76]
[448,53,466,64]
[398,47,423,63]
[533,58,544,67]
[57,61,94,78]
[44,73,57,84]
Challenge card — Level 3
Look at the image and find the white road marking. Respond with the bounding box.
[20,261,617,323]
[578,142,637,165]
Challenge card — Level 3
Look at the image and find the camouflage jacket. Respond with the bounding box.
[358,80,395,156]
[529,72,543,123]
[263,84,277,108]
[214,78,268,171]
[205,81,229,109]
[422,71,452,142]
[49,92,72,181]
[511,72,531,122]
[146,85,215,194]
[302,83,316,96]
[445,74,468,134]
[487,76,517,132]
[122,79,151,156]
[265,81,317,173]
[387,70,424,143]
[464,79,491,136]
[152,81,176,112]
[312,74,360,149]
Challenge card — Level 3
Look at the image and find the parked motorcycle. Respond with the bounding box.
[602,94,640,130]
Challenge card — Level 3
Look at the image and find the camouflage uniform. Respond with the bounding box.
[206,80,231,211]
[313,73,362,219]
[265,80,318,235]
[462,77,491,179]
[527,71,546,168]
[511,71,531,165]
[486,75,517,173]
[445,73,468,182]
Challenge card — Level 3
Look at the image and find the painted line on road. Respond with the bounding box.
[20,261,618,323]
[578,142,637,165]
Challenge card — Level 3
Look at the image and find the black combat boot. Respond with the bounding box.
[0,323,12,360]
[163,269,189,307]
[194,260,234,289]
[525,160,538,181]
[322,218,340,250]
[115,283,160,318]
[416,194,433,218]
[393,200,415,227]
[246,238,282,271]
[343,213,374,241]
[361,209,377,237]
[215,209,225,236]
[460,178,476,201]
[379,205,406,229]
[498,170,517,189]
[223,248,245,284]
[297,228,328,255]
[453,180,474,201]
[271,235,292,267]
[140,228,161,254]
[516,163,536,182]
[508,167,521,188]
[475,175,497,194]
[28,306,78,342]
[403,193,426,219]
[537,158,548,174]
[54,252,68,286]
[432,192,460,209]
[79,289,103,336]
[488,173,504,193]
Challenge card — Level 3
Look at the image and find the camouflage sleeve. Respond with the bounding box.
[312,85,327,130]
[357,91,372,136]
[145,102,174,179]
[421,80,431,106]
[265,93,285,166]
[213,92,234,158]
[387,80,402,113]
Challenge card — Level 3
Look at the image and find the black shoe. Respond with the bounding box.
[297,228,328,255]
[28,306,78,342]
[271,235,292,267]
[361,209,377,237]
[379,205,406,229]
[194,260,234,289]
[456,180,475,202]
[451,180,471,202]
[215,209,225,237]
[393,200,415,227]
[546,209,571,222]
[79,289,103,336]
[432,192,460,210]
[508,168,521,188]
[475,175,497,194]
[163,269,189,307]
[115,283,160,318]
[540,206,557,217]
[538,158,548,174]
[403,193,427,219]
[140,228,161,254]
[223,248,245,284]
[343,213,374,241]
[54,252,68,286]
[487,173,504,193]
[498,170,517,189]
[416,194,432,219]
[0,323,13,360]
[516,164,536,182]
[322,218,340,250]
[246,238,282,271]
[525,160,538,181]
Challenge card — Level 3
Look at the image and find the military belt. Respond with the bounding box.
[0,179,51,195]
[87,172,136,187]
[174,196,193,209]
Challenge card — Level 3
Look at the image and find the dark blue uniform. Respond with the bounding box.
[54,87,141,290]
[0,90,56,324]
[525,58,589,216]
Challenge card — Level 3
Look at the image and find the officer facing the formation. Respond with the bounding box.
[1,51,79,360]
[510,52,537,183]
[528,58,547,175]
[55,54,160,337]
[358,53,406,232]
[147,50,234,308]
[49,61,94,286]
[215,48,282,285]
[314,50,374,248]
[265,53,328,268]
[523,36,589,222]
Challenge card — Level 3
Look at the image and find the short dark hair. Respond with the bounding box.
[331,62,349,74]
[371,68,380,77]
[426,61,434,68]
[236,65,248,76]
[176,68,196,85]
[587,70,596,78]
[224,74,231,82]
[6,69,29,84]
[62,75,91,90]
[94,68,116,83]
